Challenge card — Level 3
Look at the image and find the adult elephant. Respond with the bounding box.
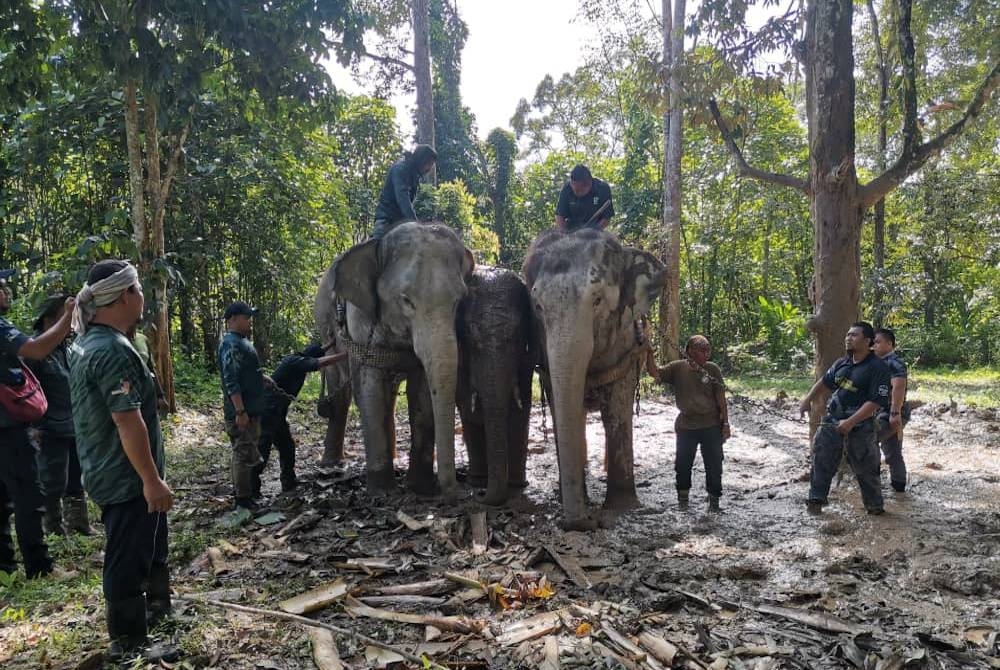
[524,229,666,530]
[316,222,473,495]
[457,267,533,506]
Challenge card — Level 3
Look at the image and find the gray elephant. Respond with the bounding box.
[316,222,473,495]
[457,267,533,506]
[524,228,666,530]
[311,294,352,467]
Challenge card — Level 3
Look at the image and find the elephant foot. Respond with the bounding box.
[603,490,641,512]
[367,468,397,495]
[475,488,509,507]
[406,473,438,498]
[319,455,345,468]
[559,513,598,532]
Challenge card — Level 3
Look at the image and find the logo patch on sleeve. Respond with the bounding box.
[111,379,132,396]
[878,384,889,396]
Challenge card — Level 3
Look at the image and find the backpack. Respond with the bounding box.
[0,363,49,424]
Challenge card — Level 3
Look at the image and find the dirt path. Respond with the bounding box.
[3,394,999,669]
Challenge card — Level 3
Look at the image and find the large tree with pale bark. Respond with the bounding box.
[705,0,999,425]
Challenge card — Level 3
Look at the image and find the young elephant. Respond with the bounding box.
[457,267,534,505]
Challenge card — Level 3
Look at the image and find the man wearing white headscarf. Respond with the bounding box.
[68,259,176,663]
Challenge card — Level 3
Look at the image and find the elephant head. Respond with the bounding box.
[524,229,665,527]
[330,223,474,495]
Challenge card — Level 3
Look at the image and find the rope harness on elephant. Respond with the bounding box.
[341,330,423,372]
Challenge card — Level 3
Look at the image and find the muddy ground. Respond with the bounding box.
[3,390,1000,669]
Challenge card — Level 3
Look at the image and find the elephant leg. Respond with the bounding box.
[508,367,532,489]
[320,389,352,466]
[458,393,488,488]
[352,363,399,494]
[405,368,437,496]
[600,373,640,511]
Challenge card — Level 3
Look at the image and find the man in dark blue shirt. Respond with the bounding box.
[555,164,615,232]
[372,145,437,240]
[218,301,265,510]
[799,322,891,515]
[873,328,909,492]
[254,344,345,495]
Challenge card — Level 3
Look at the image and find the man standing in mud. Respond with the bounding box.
[371,144,438,240]
[555,164,615,232]
[873,327,909,492]
[799,322,891,515]
[218,301,265,511]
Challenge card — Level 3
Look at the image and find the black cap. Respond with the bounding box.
[301,344,326,359]
[224,301,258,320]
[33,294,69,332]
[0,269,14,281]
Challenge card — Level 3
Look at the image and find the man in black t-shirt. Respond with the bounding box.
[254,344,345,495]
[873,328,909,492]
[555,164,615,232]
[799,322,891,515]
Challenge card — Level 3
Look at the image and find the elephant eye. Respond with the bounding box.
[401,294,415,310]
[594,295,603,307]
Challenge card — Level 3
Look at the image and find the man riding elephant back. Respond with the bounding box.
[372,145,437,240]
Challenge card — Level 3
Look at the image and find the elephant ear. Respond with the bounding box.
[625,248,667,316]
[332,239,380,320]
[462,247,475,279]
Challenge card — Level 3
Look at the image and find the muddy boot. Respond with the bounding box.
[107,596,179,664]
[708,495,721,513]
[677,489,689,511]
[63,496,93,536]
[146,563,172,626]
[42,496,66,536]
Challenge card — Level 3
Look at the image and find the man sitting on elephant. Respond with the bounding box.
[555,164,615,233]
[371,145,438,240]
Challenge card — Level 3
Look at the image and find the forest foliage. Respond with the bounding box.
[1,0,997,375]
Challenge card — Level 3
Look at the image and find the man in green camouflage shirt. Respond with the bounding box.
[69,260,176,663]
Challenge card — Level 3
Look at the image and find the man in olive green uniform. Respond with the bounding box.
[647,335,731,512]
[69,260,175,662]
[218,301,265,510]
[27,295,93,536]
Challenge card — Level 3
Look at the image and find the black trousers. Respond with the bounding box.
[0,425,51,577]
[675,425,724,498]
[35,432,84,498]
[101,496,168,606]
[255,412,296,488]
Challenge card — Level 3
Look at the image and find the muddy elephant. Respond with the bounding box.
[524,228,666,530]
[457,267,534,506]
[316,222,473,495]
[312,295,352,467]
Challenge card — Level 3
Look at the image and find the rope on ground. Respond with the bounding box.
[729,393,810,425]
[173,595,425,665]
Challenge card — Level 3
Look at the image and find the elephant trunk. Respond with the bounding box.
[414,323,459,495]
[545,320,594,524]
[477,356,512,505]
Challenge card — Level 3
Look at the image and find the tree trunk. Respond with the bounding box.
[866,0,890,326]
[803,0,862,433]
[412,0,436,184]
[658,0,685,362]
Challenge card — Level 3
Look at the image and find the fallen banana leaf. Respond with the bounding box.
[279,578,349,615]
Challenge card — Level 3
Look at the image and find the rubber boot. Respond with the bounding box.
[146,563,173,626]
[107,596,178,663]
[42,496,66,536]
[708,495,721,513]
[63,495,93,536]
[677,489,689,511]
